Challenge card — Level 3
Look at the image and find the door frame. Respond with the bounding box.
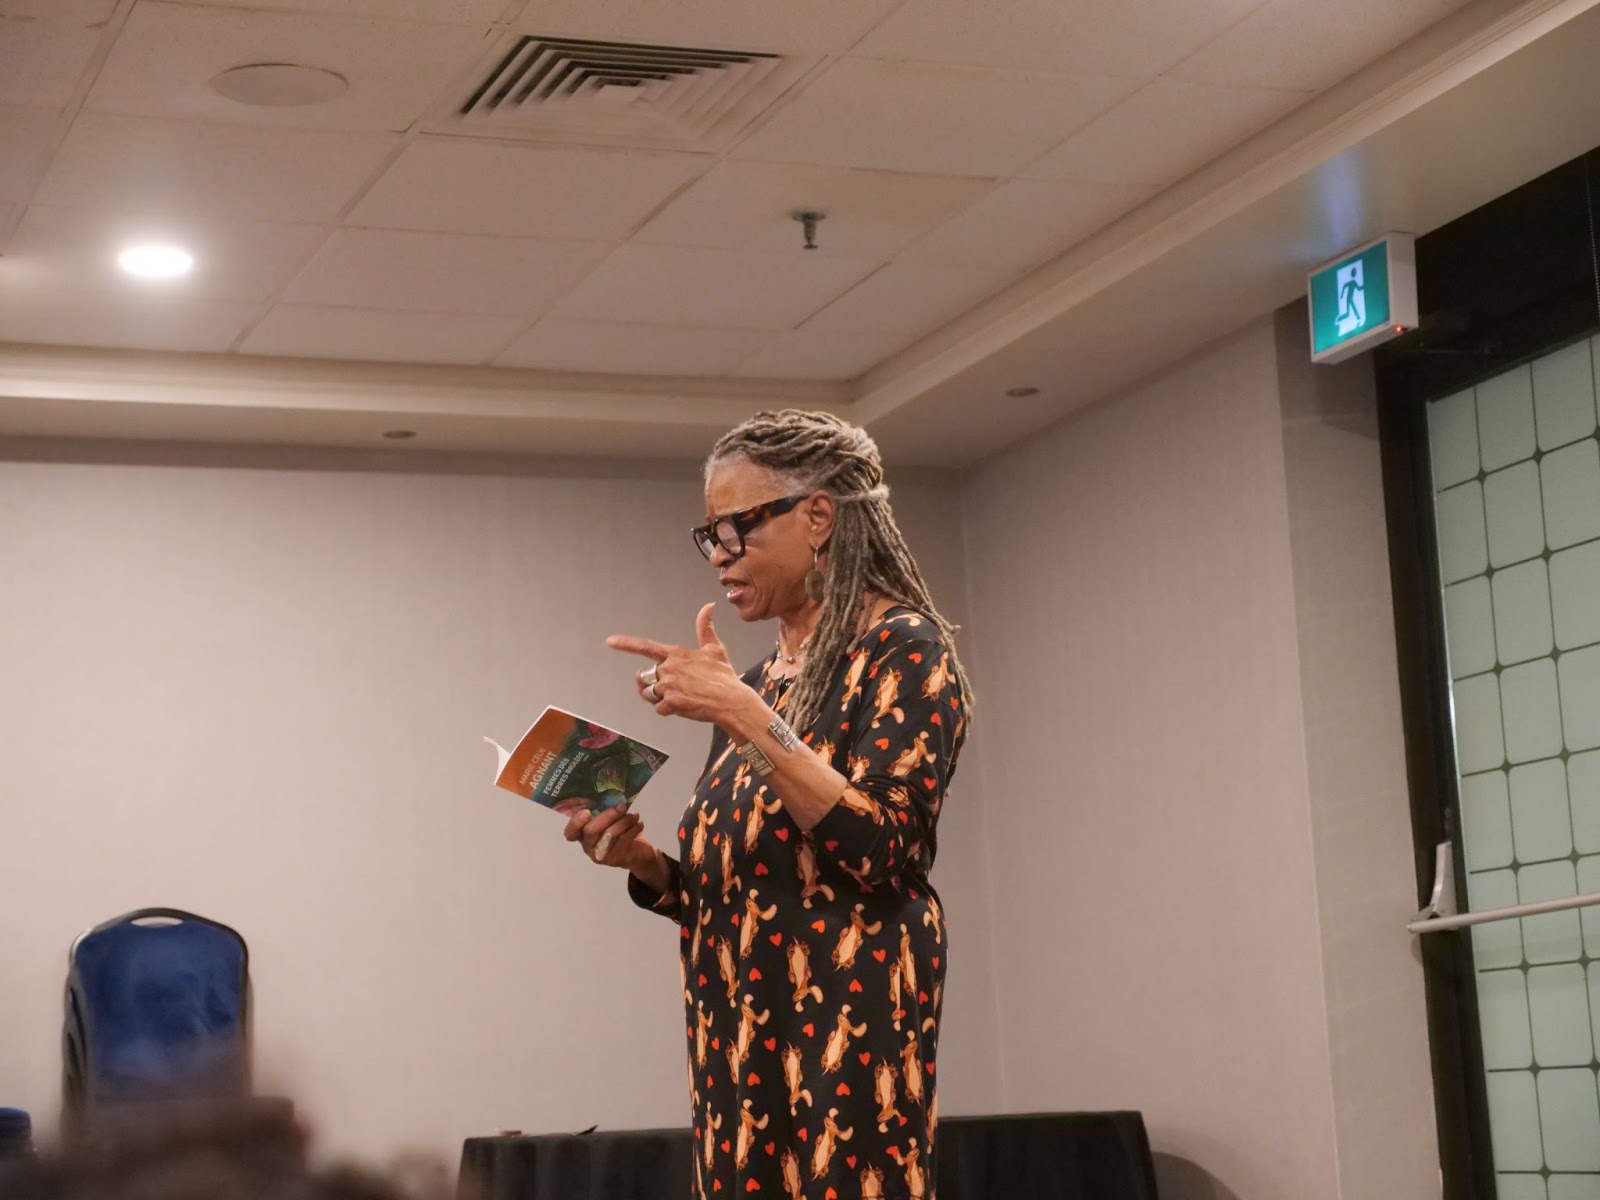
[1374,148,1600,1200]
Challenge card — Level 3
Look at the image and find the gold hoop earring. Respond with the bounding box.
[804,545,826,603]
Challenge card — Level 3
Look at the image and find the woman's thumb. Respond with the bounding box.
[696,602,724,651]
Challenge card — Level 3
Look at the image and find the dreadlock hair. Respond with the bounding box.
[707,409,975,735]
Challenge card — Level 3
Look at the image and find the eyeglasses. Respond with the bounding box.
[692,493,809,560]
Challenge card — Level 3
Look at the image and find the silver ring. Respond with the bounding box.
[640,664,659,688]
[643,681,660,703]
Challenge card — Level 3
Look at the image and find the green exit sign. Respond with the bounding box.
[1308,234,1418,363]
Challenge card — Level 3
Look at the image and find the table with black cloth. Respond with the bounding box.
[459,1112,1160,1200]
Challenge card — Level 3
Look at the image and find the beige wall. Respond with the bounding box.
[960,320,1347,1200]
[0,447,1000,1165]
[1274,305,1439,1200]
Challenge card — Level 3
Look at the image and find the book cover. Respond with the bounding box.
[484,708,669,816]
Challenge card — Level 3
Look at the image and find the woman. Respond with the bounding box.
[566,410,972,1200]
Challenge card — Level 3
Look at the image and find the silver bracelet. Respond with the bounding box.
[767,716,803,754]
[737,740,776,777]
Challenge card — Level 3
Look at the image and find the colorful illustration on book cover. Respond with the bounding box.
[536,718,668,815]
[488,709,668,816]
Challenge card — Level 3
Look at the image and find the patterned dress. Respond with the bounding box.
[630,606,967,1200]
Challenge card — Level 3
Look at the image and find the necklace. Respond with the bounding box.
[775,630,813,664]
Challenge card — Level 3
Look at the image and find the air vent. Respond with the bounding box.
[447,35,796,152]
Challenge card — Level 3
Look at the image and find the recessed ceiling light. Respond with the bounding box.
[210,63,349,108]
[117,244,194,280]
[1005,386,1040,398]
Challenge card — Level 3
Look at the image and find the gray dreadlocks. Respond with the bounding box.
[707,409,974,735]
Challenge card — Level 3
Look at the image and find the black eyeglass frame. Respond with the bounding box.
[691,493,810,560]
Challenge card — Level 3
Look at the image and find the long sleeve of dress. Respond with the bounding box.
[810,631,964,888]
[627,852,684,920]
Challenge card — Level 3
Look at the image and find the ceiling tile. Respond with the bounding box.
[801,259,1007,344]
[634,160,993,261]
[181,0,508,20]
[736,329,899,381]
[899,177,1156,275]
[550,243,876,330]
[505,0,907,55]
[1020,78,1308,187]
[495,318,774,375]
[6,205,328,301]
[1169,0,1468,92]
[240,304,522,363]
[0,105,61,204]
[0,271,260,351]
[348,137,709,238]
[87,2,494,133]
[35,114,398,222]
[0,7,105,108]
[0,2,115,19]
[855,0,1266,79]
[732,56,1133,178]
[282,228,609,316]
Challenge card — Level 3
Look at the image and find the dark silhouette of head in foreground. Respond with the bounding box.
[1,1104,453,1200]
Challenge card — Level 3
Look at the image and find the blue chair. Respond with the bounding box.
[63,909,250,1124]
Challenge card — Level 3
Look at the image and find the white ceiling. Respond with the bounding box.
[1,0,1597,466]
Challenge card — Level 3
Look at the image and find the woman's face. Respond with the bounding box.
[703,458,830,623]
